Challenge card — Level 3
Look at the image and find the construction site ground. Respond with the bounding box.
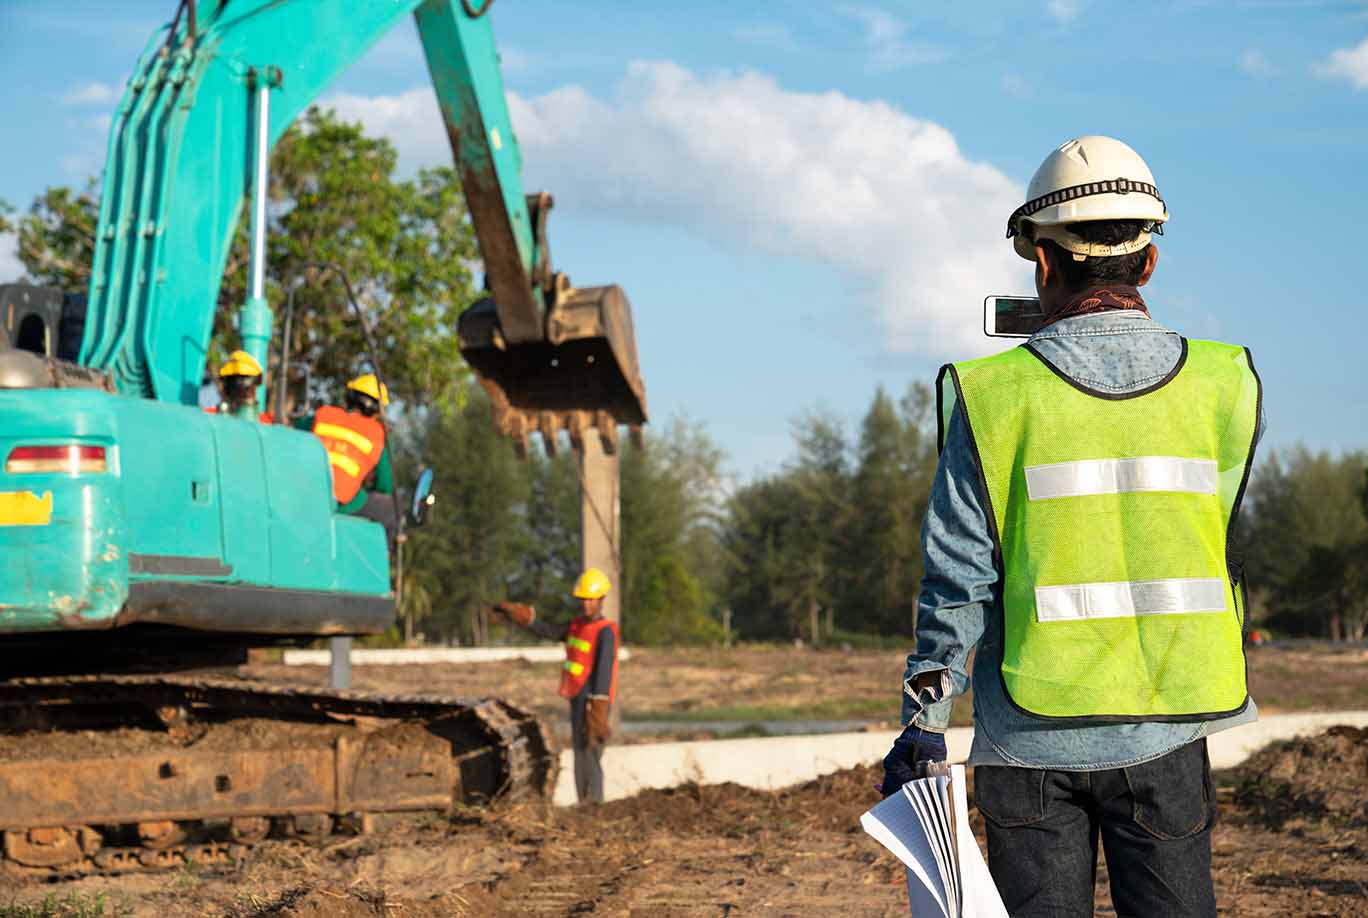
[3,643,1367,916]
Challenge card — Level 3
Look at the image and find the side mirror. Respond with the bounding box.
[409,466,436,527]
[984,295,1047,338]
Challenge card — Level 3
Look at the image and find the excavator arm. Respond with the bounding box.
[79,0,645,444]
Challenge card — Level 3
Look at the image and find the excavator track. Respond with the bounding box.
[0,674,558,879]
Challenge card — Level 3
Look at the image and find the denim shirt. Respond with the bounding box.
[900,309,1261,771]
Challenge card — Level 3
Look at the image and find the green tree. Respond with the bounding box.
[722,474,810,640]
[1239,447,1368,639]
[402,392,530,644]
[633,555,723,646]
[1,182,100,288]
[844,384,937,637]
[517,448,582,622]
[722,413,852,643]
[4,107,478,410]
[619,419,727,645]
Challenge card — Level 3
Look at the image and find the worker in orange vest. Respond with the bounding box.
[495,568,619,803]
[297,373,395,533]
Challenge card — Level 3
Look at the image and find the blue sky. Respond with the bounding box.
[2,0,1366,479]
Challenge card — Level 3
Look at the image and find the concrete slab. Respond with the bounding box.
[552,711,1368,806]
[282,646,632,666]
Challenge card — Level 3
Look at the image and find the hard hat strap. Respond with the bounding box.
[1007,177,1165,238]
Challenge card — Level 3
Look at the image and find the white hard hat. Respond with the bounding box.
[1007,135,1169,262]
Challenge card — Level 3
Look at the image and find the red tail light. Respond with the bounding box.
[6,445,108,474]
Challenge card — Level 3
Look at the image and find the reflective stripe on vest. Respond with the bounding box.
[315,421,377,455]
[312,405,385,505]
[328,451,361,479]
[939,338,1260,722]
[1025,457,1217,501]
[558,616,620,702]
[1034,577,1227,622]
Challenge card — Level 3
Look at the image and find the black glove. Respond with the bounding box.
[880,723,948,797]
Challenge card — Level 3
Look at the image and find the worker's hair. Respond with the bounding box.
[346,388,380,417]
[1042,219,1152,289]
[222,374,257,404]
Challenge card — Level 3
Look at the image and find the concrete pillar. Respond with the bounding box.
[577,433,621,626]
[329,636,352,690]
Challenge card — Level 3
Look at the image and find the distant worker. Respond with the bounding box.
[880,136,1262,917]
[213,350,273,422]
[494,568,619,804]
[298,373,395,533]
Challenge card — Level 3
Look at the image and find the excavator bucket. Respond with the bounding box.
[458,284,648,456]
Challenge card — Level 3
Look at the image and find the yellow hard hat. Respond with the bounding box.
[219,350,263,379]
[346,373,390,406]
[572,567,612,600]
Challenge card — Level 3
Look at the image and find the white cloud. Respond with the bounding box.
[63,81,118,106]
[1047,0,1083,21]
[1239,49,1277,76]
[0,233,24,283]
[843,7,946,71]
[326,87,451,166]
[325,62,1028,357]
[1316,37,1368,89]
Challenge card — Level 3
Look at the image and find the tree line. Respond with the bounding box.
[5,109,1364,644]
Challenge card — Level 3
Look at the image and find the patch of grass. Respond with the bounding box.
[0,893,129,918]
[716,723,774,739]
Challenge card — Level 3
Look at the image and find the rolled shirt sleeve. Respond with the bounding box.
[901,405,997,731]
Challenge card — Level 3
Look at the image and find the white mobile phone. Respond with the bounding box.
[983,295,1046,338]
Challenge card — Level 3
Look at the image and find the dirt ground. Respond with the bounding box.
[240,641,1368,738]
[7,728,1366,917]
[3,645,1366,916]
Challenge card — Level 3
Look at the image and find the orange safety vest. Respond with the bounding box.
[559,616,619,702]
[312,404,386,504]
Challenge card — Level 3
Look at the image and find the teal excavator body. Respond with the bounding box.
[0,0,646,667]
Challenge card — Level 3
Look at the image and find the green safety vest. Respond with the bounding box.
[937,338,1261,723]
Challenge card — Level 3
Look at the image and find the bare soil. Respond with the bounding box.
[3,645,1366,915]
[8,732,1367,916]
[240,641,1368,738]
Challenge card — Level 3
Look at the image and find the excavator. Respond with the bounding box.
[0,0,647,877]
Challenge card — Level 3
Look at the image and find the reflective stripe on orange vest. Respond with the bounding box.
[312,405,385,504]
[558,616,619,703]
[314,421,377,455]
[328,451,361,479]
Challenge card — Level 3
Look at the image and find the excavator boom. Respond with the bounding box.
[78,0,645,436]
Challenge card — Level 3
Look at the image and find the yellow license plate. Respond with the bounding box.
[0,491,53,526]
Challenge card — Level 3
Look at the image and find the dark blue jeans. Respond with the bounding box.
[975,739,1217,917]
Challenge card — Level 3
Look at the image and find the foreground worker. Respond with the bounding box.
[297,373,395,531]
[494,569,619,803]
[214,350,272,422]
[881,136,1262,917]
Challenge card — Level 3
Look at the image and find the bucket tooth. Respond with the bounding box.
[458,284,648,457]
